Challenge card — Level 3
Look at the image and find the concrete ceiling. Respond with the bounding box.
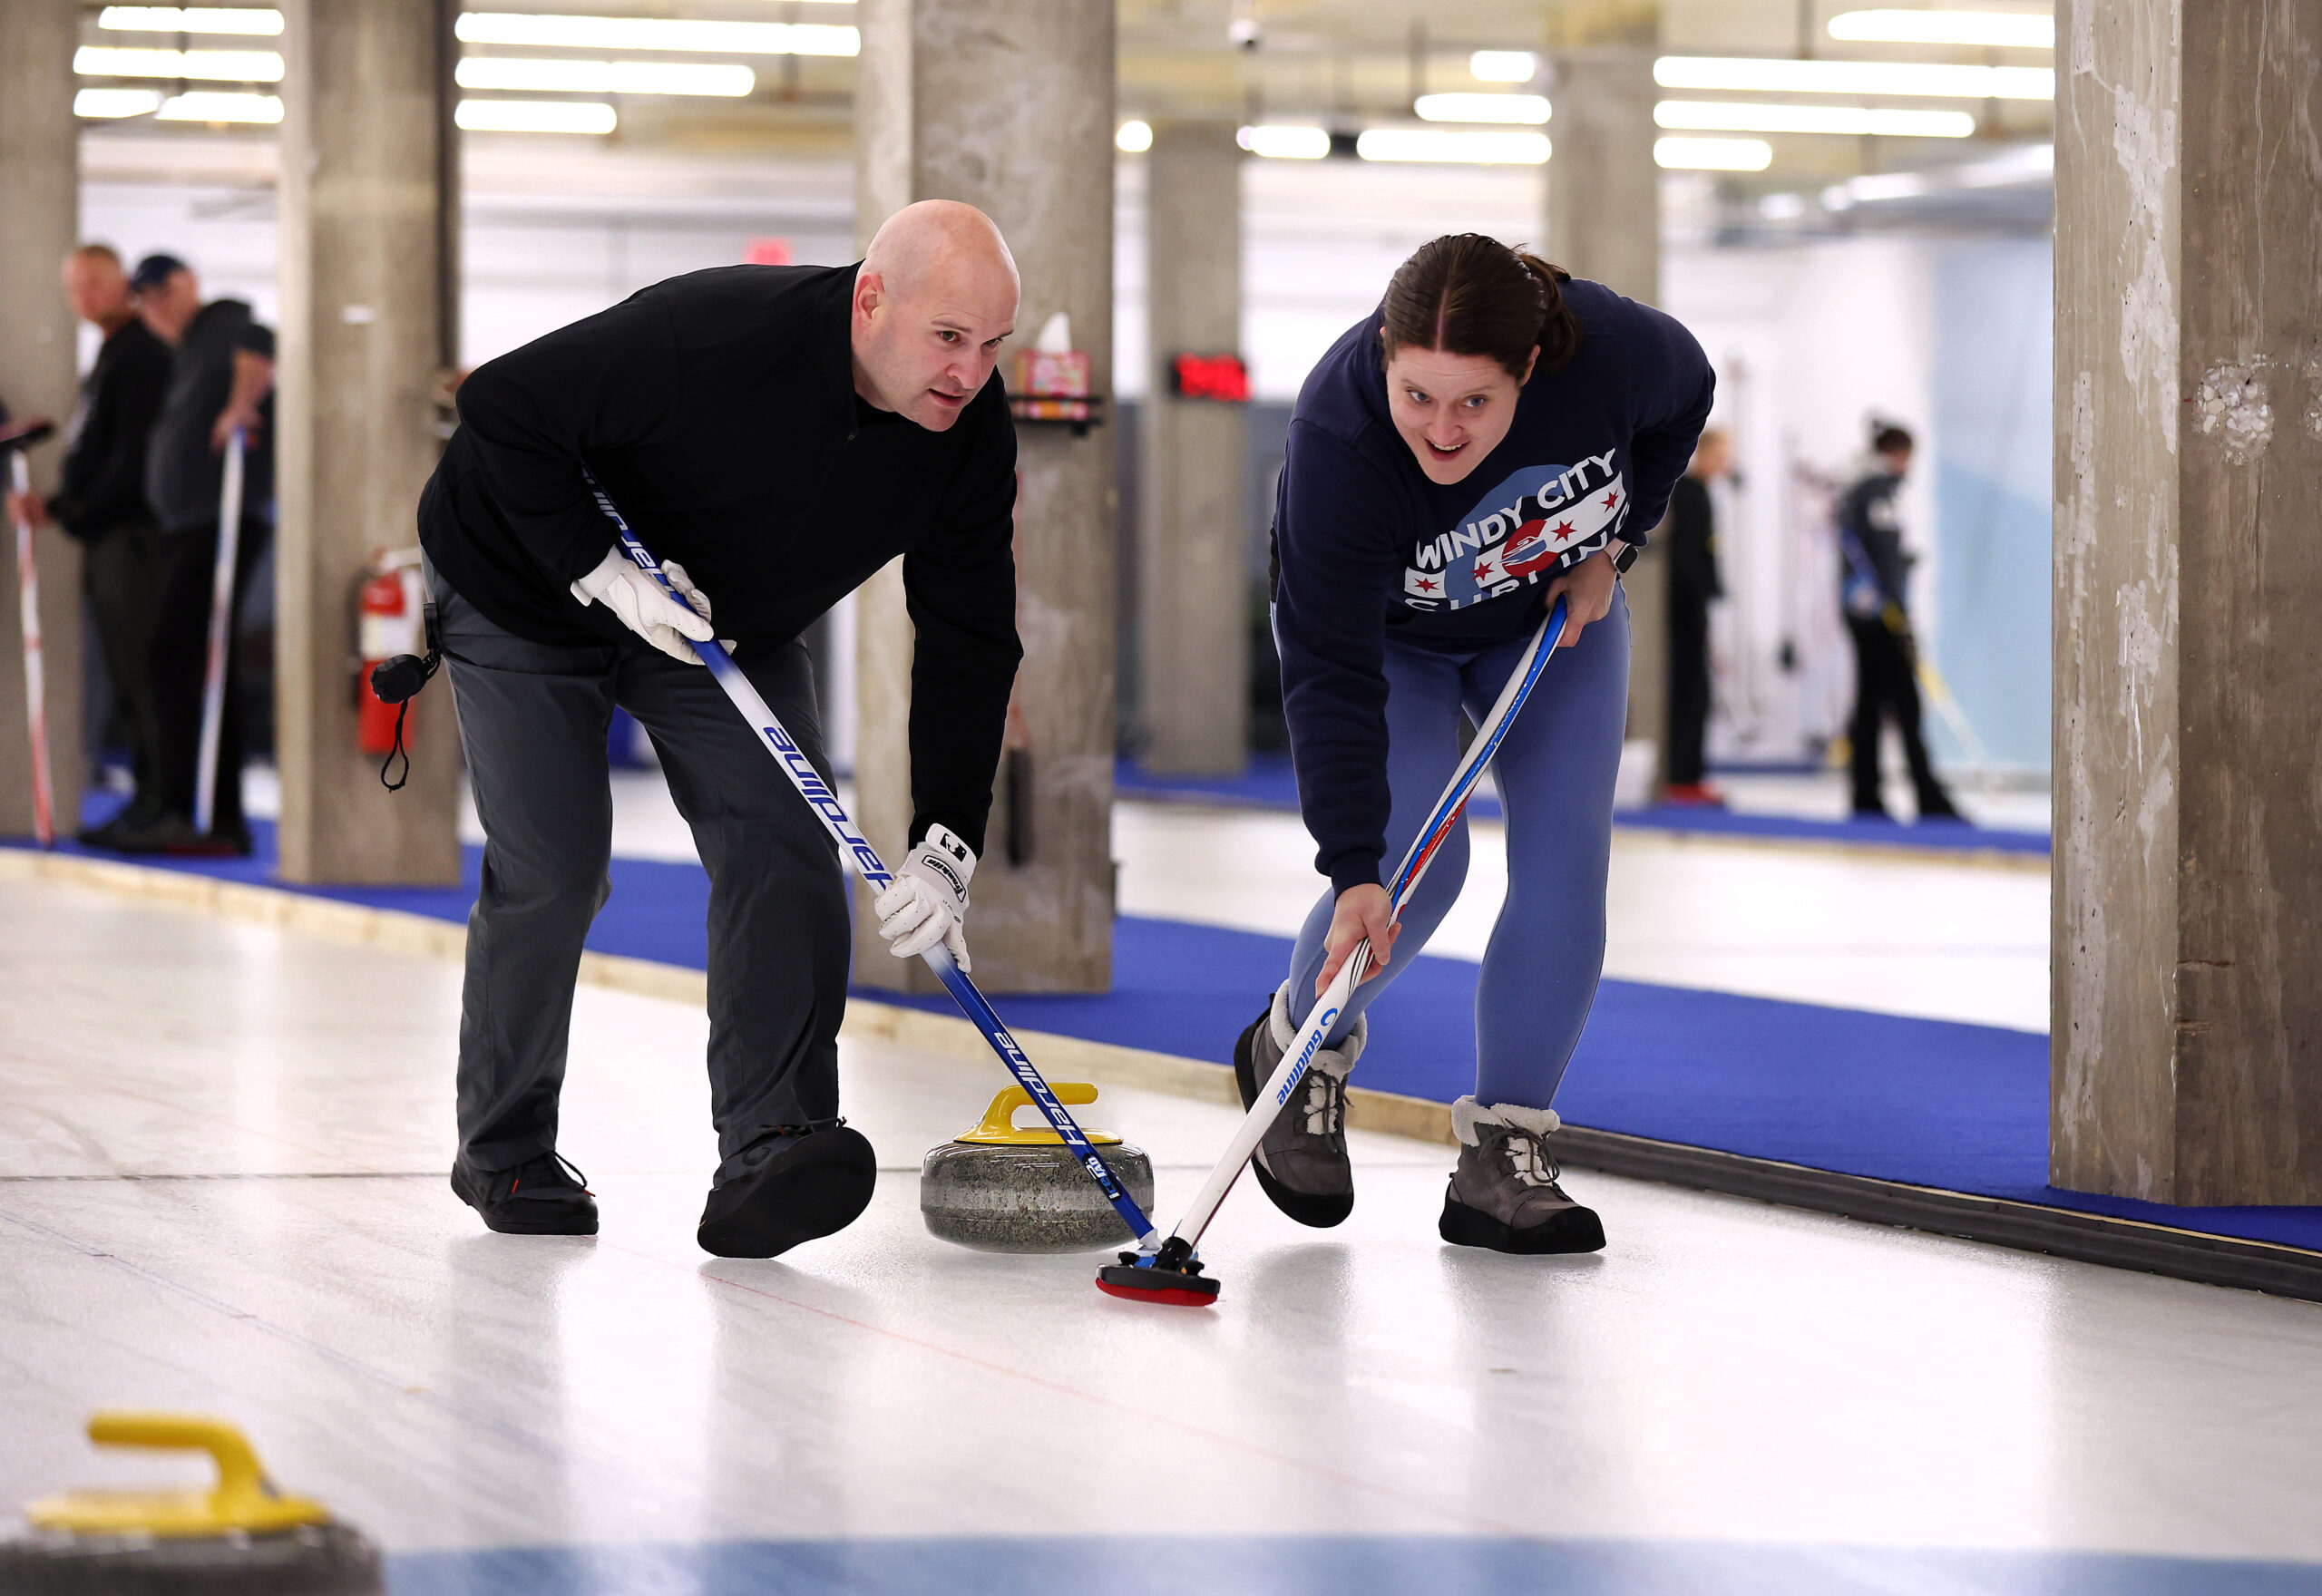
[1115,1,2052,144]
[79,0,2054,200]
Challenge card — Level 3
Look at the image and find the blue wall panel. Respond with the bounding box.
[1932,240,2054,774]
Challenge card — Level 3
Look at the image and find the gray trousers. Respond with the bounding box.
[434,571,848,1175]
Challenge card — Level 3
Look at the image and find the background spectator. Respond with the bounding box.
[117,253,275,854]
[4,245,173,847]
[1835,422,1957,822]
[1663,427,1729,805]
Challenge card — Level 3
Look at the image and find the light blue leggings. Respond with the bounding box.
[1286,590,1630,1112]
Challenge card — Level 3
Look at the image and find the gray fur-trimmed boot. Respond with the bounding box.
[1232,980,1367,1227]
[1439,1096,1605,1254]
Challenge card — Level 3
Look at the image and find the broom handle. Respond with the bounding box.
[1166,596,1572,1253]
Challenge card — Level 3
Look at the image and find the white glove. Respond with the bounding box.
[570,546,716,665]
[873,822,975,970]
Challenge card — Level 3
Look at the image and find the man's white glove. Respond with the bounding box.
[570,546,716,665]
[873,822,975,970]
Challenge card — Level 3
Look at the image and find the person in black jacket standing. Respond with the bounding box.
[1835,423,1957,821]
[1663,427,1729,804]
[3,246,172,844]
[417,200,1024,1258]
[123,253,277,855]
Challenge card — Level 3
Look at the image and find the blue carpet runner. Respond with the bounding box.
[14,810,2309,1255]
[1117,754,2051,856]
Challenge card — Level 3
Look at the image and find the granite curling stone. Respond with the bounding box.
[922,1083,1156,1253]
[0,1412,384,1595]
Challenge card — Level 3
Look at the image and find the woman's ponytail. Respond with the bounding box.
[1380,234,1587,381]
[1512,249,1585,374]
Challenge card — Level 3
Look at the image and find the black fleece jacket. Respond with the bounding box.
[53,316,171,540]
[418,262,1022,853]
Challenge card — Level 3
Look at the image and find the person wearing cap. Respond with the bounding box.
[117,253,276,855]
[4,246,174,846]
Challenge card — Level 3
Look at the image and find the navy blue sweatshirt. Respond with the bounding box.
[1272,277,1714,893]
[1834,469,1911,618]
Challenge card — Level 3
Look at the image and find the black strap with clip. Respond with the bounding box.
[370,593,443,792]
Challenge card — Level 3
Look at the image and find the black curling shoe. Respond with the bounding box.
[1232,982,1365,1229]
[698,1122,877,1259]
[452,1151,600,1235]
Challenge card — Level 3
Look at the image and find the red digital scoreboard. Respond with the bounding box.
[1170,353,1250,403]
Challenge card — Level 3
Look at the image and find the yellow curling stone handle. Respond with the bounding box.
[955,1083,1121,1146]
[24,1412,333,1536]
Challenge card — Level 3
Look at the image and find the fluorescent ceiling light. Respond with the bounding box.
[1358,128,1549,165]
[99,7,282,34]
[1654,135,1773,171]
[455,57,753,96]
[1237,124,1330,160]
[1821,142,2052,209]
[1414,92,1549,125]
[1655,100,1974,137]
[1468,50,1541,83]
[456,14,857,57]
[156,90,281,122]
[75,87,165,118]
[602,62,752,98]
[1655,55,2052,100]
[1828,9,2054,47]
[1824,172,1928,208]
[1115,119,1153,152]
[75,44,283,81]
[1846,171,1932,201]
[455,98,618,134]
[1956,141,2053,185]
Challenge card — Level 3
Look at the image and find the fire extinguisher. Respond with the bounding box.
[357,550,427,755]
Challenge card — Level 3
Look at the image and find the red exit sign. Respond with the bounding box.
[1171,353,1249,403]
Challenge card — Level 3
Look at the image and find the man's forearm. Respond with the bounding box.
[226,350,275,419]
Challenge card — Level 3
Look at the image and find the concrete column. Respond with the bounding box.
[854,0,1116,993]
[0,0,83,842]
[1137,122,1248,775]
[2053,0,2322,1204]
[274,0,461,884]
[1546,15,1664,792]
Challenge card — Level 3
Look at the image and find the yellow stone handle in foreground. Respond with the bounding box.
[25,1412,333,1536]
[956,1083,1120,1146]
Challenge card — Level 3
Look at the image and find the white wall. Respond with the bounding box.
[1661,235,2053,776]
[79,179,284,357]
[80,137,856,373]
[1663,237,1943,766]
[81,136,2046,775]
[1117,155,1545,403]
[456,146,854,367]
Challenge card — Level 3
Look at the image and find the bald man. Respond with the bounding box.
[6,246,172,844]
[418,202,1024,1256]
